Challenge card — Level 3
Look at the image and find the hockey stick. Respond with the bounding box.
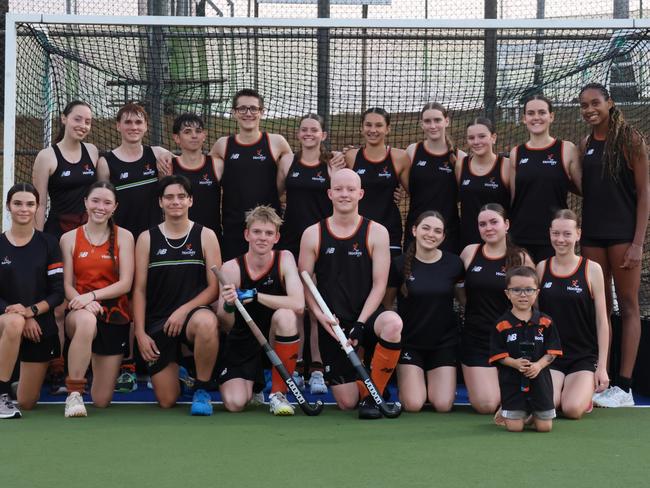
[300,271,402,418]
[211,266,324,416]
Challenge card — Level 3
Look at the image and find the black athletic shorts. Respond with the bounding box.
[460,338,493,368]
[20,334,61,363]
[580,236,631,248]
[92,321,130,357]
[145,306,211,376]
[550,355,597,375]
[320,306,384,386]
[499,369,555,414]
[398,345,457,371]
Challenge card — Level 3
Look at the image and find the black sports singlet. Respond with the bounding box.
[510,139,570,246]
[44,143,96,238]
[279,157,332,256]
[581,136,637,241]
[463,245,509,353]
[406,143,459,250]
[221,133,280,260]
[315,217,374,325]
[458,155,510,248]
[106,146,161,240]
[539,257,597,360]
[172,155,222,238]
[354,148,403,250]
[145,223,206,329]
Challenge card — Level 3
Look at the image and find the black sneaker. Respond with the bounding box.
[358,397,382,420]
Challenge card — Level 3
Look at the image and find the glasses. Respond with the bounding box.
[234,105,261,115]
[506,287,538,296]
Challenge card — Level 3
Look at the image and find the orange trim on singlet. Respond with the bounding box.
[421,140,451,158]
[366,220,373,259]
[361,146,390,164]
[547,349,563,356]
[585,259,594,298]
[243,250,276,283]
[591,133,606,142]
[481,244,506,262]
[549,256,583,279]
[233,131,264,147]
[54,142,93,166]
[467,154,498,178]
[315,223,322,258]
[538,316,552,327]
[298,158,321,168]
[325,216,364,241]
[48,262,64,270]
[466,243,481,267]
[524,138,557,152]
[173,155,208,173]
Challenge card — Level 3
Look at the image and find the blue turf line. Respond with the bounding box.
[37,383,650,406]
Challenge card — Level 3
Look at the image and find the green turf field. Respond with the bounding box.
[2,405,647,488]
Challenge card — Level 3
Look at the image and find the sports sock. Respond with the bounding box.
[309,361,324,374]
[0,380,11,396]
[360,338,400,400]
[193,380,210,392]
[615,376,632,393]
[295,359,305,376]
[49,356,65,374]
[271,334,300,394]
[65,377,87,394]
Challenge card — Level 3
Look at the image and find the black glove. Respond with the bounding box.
[349,321,366,344]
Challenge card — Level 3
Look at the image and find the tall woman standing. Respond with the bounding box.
[577,83,649,407]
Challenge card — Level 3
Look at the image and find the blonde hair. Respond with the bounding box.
[245,205,283,231]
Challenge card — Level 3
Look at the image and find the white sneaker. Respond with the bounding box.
[64,392,87,418]
[249,391,266,406]
[0,393,21,419]
[309,371,328,395]
[269,392,295,416]
[594,386,634,408]
[291,371,305,391]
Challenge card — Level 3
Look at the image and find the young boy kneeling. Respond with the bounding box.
[489,266,562,432]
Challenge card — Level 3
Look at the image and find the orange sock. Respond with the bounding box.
[271,334,300,394]
[49,356,65,374]
[361,339,401,400]
[65,377,87,394]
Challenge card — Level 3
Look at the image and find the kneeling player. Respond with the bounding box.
[489,266,562,432]
[217,206,304,416]
[133,175,221,415]
[300,168,403,419]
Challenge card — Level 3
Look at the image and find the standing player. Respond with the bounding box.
[404,102,466,253]
[210,89,293,261]
[300,169,403,419]
[171,113,222,239]
[458,203,533,414]
[32,100,98,393]
[133,175,221,415]
[576,83,649,407]
[384,211,464,412]
[32,100,99,238]
[509,95,580,262]
[59,182,135,417]
[345,108,410,256]
[216,206,304,416]
[538,209,609,416]
[456,118,510,249]
[489,266,562,432]
[277,113,336,394]
[97,102,173,392]
[0,183,64,418]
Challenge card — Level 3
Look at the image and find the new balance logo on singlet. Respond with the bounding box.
[416,160,427,166]
[1,257,11,265]
[462,179,470,186]
[544,282,553,288]
[586,149,594,155]
[78,252,89,258]
[507,333,517,342]
[356,169,366,175]
[325,247,335,254]
[291,172,300,178]
[230,153,240,160]
[519,158,529,165]
[471,266,482,272]
[156,248,167,256]
[61,170,71,177]
[120,172,129,179]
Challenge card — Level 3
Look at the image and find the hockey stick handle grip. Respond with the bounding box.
[300,271,353,354]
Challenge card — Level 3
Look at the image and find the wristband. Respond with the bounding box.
[91,291,97,301]
[223,302,236,314]
[237,288,258,303]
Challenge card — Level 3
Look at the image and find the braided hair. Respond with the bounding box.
[295,113,332,167]
[86,181,119,274]
[420,102,457,166]
[579,83,645,181]
[401,210,445,297]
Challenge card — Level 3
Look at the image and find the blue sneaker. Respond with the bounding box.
[190,389,213,416]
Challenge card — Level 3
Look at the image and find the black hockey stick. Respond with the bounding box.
[301,271,401,418]
[211,266,324,416]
